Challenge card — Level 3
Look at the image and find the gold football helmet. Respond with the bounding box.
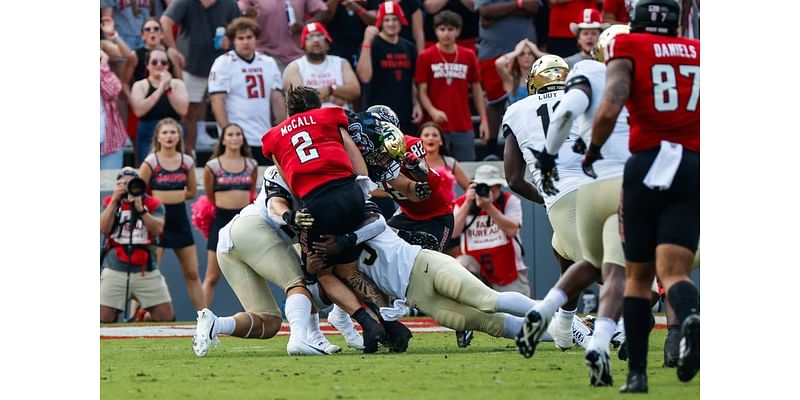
[527,55,570,95]
[593,24,630,63]
[377,120,406,159]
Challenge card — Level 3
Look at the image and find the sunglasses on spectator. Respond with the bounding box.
[143,26,161,32]
[150,59,169,66]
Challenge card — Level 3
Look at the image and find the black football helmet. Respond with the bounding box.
[630,0,681,37]
[366,105,400,127]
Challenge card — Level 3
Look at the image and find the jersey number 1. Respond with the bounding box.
[536,101,560,137]
[291,131,320,164]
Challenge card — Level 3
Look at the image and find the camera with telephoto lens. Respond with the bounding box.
[125,177,146,197]
[475,183,490,198]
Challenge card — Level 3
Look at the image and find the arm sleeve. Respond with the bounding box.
[354,214,387,244]
[544,87,589,155]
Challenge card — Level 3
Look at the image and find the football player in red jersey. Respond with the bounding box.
[262,86,370,267]
[584,0,699,392]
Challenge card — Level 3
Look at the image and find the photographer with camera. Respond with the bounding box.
[100,167,174,323]
[452,165,530,296]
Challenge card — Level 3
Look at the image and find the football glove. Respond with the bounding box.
[572,137,587,154]
[533,148,560,196]
[582,144,604,179]
[282,208,315,229]
[414,181,432,200]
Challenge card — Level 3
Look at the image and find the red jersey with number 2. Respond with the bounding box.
[383,135,454,220]
[608,33,700,152]
[262,107,352,198]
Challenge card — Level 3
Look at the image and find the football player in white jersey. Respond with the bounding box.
[209,17,287,162]
[309,207,596,347]
[523,25,633,386]
[503,55,597,352]
[191,168,394,357]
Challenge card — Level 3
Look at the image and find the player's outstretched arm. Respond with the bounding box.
[545,80,591,155]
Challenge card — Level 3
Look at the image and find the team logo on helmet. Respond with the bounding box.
[366,105,400,127]
[376,120,406,159]
[527,55,570,95]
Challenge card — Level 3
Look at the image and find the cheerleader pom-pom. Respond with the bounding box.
[433,167,456,203]
[191,195,216,239]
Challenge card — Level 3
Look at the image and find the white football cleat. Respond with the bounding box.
[287,340,330,356]
[327,309,365,350]
[547,309,574,350]
[192,308,219,357]
[308,332,342,354]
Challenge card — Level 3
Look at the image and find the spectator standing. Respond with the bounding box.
[160,0,241,157]
[394,0,426,53]
[100,0,155,50]
[236,0,329,73]
[563,8,606,68]
[415,11,488,161]
[101,52,131,170]
[130,49,190,166]
[101,168,173,323]
[128,18,185,84]
[283,23,362,109]
[357,2,422,134]
[474,0,541,159]
[201,123,258,307]
[546,0,597,58]
[208,17,286,165]
[139,118,206,311]
[422,0,480,51]
[602,0,630,24]
[452,165,530,296]
[494,38,545,105]
[318,0,381,69]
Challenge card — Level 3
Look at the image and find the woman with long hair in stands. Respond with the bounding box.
[139,118,205,311]
[200,123,258,306]
[417,121,470,257]
[494,38,546,106]
[130,49,189,166]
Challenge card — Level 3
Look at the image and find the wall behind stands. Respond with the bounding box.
[100,162,699,322]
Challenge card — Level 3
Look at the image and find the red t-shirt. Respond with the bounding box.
[414,44,480,132]
[549,0,597,39]
[609,33,700,152]
[603,0,630,23]
[261,107,353,197]
[385,135,454,220]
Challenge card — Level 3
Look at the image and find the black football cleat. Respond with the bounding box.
[456,330,474,348]
[619,371,648,393]
[515,310,550,358]
[677,314,700,382]
[585,349,613,387]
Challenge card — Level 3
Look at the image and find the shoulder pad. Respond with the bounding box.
[564,75,590,92]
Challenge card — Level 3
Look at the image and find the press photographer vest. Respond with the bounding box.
[104,196,161,273]
[455,192,518,286]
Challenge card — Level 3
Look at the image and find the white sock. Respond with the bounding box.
[307,313,326,344]
[496,292,538,317]
[285,294,311,344]
[615,317,625,336]
[502,314,524,339]
[216,316,236,336]
[534,287,568,319]
[587,317,616,353]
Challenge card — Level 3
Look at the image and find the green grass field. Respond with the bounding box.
[100,325,699,399]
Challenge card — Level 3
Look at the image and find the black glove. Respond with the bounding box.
[414,181,432,200]
[282,208,315,229]
[582,144,604,179]
[333,232,358,253]
[533,148,560,196]
[572,137,587,154]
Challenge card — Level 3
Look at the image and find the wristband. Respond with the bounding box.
[517,0,523,10]
[362,44,371,50]
[480,115,488,122]
[165,86,173,96]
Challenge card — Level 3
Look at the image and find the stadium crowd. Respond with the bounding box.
[100,0,700,394]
